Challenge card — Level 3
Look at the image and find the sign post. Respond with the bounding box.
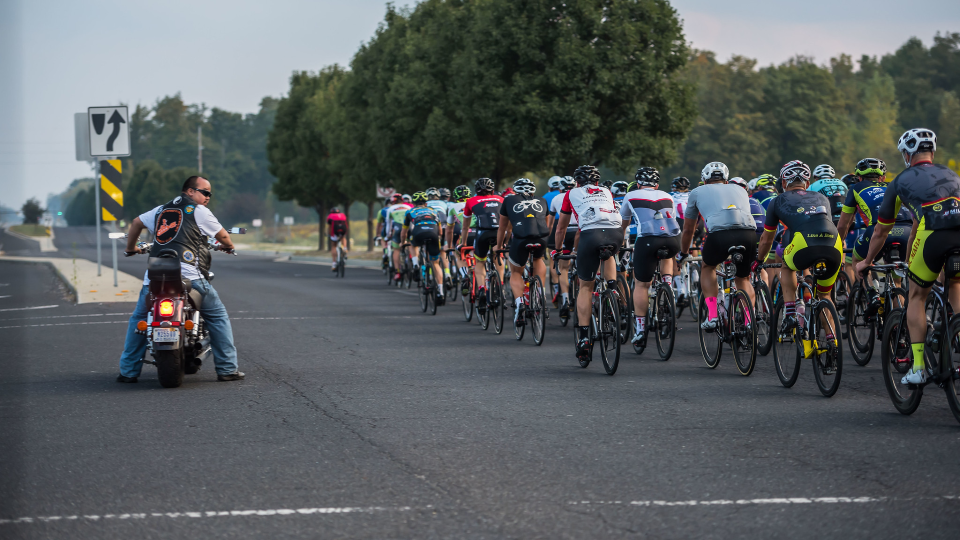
[87,106,130,280]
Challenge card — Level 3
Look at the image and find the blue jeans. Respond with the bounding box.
[118,279,239,377]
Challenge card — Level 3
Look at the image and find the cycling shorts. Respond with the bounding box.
[412,230,441,260]
[853,224,909,264]
[560,228,577,253]
[907,229,960,287]
[701,228,757,278]
[473,229,498,261]
[844,229,860,263]
[389,224,403,248]
[633,234,680,282]
[782,231,842,293]
[576,228,624,281]
[508,235,547,267]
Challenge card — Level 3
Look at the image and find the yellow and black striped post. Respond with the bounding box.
[99,159,123,221]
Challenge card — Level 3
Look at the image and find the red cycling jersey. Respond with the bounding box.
[463,194,504,230]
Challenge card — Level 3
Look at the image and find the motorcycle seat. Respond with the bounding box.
[147,256,181,281]
[187,288,203,309]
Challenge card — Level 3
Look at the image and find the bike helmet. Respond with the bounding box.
[330,207,341,213]
[747,178,758,190]
[475,177,495,194]
[627,180,638,192]
[513,177,536,195]
[855,157,887,178]
[840,173,857,186]
[501,187,515,197]
[671,176,691,191]
[601,180,613,189]
[779,160,812,186]
[700,162,730,183]
[573,165,601,186]
[547,176,563,190]
[635,167,660,188]
[402,194,412,203]
[453,184,472,201]
[611,181,629,197]
[897,128,937,165]
[812,164,836,180]
[425,187,440,199]
[390,193,403,204]
[411,191,428,204]
[728,177,748,189]
[438,187,451,200]
[755,174,777,191]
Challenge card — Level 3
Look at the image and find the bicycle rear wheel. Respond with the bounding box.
[833,271,850,326]
[531,276,546,346]
[943,317,960,424]
[478,283,490,331]
[730,290,757,376]
[616,275,632,344]
[812,300,843,397]
[448,260,459,302]
[697,294,721,368]
[338,250,345,278]
[418,271,428,312]
[772,298,802,387]
[490,272,504,334]
[654,286,676,361]
[462,283,474,322]
[598,291,621,375]
[847,286,875,366]
[427,270,437,316]
[689,263,702,322]
[881,308,923,414]
[755,281,774,356]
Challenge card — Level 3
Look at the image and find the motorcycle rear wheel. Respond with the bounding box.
[156,349,184,388]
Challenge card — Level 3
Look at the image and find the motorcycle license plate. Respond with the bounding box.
[153,328,180,342]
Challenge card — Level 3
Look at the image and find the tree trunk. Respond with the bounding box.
[343,199,351,251]
[366,201,375,251]
[316,200,327,251]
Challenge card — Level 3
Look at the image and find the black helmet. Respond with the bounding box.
[854,158,887,178]
[671,176,691,191]
[611,181,629,197]
[840,173,857,186]
[453,184,472,201]
[475,177,495,194]
[573,165,601,186]
[600,180,613,189]
[635,167,660,188]
[438,187,451,200]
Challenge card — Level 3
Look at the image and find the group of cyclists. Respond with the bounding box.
[369,127,960,422]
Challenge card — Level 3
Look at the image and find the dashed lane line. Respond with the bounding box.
[0,304,58,312]
[0,312,127,322]
[568,495,960,507]
[0,506,415,525]
[0,316,327,329]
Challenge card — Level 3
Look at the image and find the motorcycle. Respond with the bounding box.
[124,228,245,388]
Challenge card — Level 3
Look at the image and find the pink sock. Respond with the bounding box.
[744,309,751,325]
[705,296,718,319]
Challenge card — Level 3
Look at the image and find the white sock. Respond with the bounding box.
[515,297,523,307]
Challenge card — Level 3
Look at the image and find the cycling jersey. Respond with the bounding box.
[842,179,888,227]
[550,193,578,227]
[386,203,412,232]
[752,190,776,206]
[619,188,679,237]
[671,191,690,219]
[542,190,562,214]
[426,200,448,224]
[613,196,638,236]
[500,194,550,238]
[764,190,841,291]
[327,212,347,238]
[686,183,755,232]
[748,197,765,235]
[403,206,442,236]
[560,185,622,231]
[878,162,960,230]
[463,194,504,230]
[809,178,847,197]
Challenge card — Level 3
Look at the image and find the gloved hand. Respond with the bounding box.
[677,252,689,264]
[750,260,761,273]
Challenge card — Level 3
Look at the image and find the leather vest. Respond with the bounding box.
[149,195,206,274]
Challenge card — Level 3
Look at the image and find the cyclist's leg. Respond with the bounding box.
[427,236,444,294]
[699,230,733,323]
[473,231,494,291]
[506,237,529,300]
[732,232,758,306]
[575,231,603,324]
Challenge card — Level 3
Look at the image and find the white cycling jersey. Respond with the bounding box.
[671,191,690,220]
[559,185,622,231]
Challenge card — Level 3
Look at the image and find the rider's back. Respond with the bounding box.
[686,183,755,232]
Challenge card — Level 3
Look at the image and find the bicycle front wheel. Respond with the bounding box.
[881,308,922,414]
[697,294,721,368]
[689,263,702,322]
[847,286,875,366]
[772,298,802,387]
[812,300,843,397]
[530,276,546,346]
[598,290,621,375]
[616,275,632,344]
[462,282,474,322]
[427,270,437,316]
[654,286,676,361]
[418,272,428,313]
[755,280,774,356]
[730,290,757,376]
[490,272,504,335]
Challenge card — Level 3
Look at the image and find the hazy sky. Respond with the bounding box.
[1,0,958,208]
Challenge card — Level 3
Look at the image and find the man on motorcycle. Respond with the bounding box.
[116,176,244,383]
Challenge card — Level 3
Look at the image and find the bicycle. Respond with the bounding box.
[334,243,346,278]
[771,261,844,396]
[676,255,701,321]
[696,246,757,376]
[881,272,960,423]
[558,246,622,375]
[846,247,907,366]
[458,246,477,323]
[404,243,439,315]
[446,249,460,302]
[630,246,677,361]
[502,244,547,345]
[552,253,577,327]
[752,263,778,357]
[615,247,634,345]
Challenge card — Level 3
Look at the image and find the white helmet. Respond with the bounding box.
[701,162,729,183]
[812,164,835,180]
[547,176,563,190]
[747,178,758,190]
[897,128,937,165]
[513,177,536,195]
[729,177,748,189]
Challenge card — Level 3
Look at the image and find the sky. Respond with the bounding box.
[1,0,959,210]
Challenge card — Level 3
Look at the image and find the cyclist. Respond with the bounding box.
[611,180,633,243]
[670,176,697,301]
[425,187,452,283]
[544,176,565,301]
[679,162,758,330]
[402,194,412,204]
[752,174,778,210]
[460,177,504,313]
[327,207,348,272]
[497,178,551,326]
[619,167,679,343]
[857,128,960,384]
[554,165,624,361]
[549,176,578,317]
[386,195,414,282]
[445,185,473,251]
[401,191,445,303]
[755,161,842,334]
[438,187,451,203]
[809,164,847,226]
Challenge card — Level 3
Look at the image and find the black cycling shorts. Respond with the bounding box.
[412,230,441,259]
[701,228,758,278]
[473,229,498,260]
[560,228,577,252]
[634,235,681,282]
[576,228,624,281]
[853,224,909,264]
[508,236,547,267]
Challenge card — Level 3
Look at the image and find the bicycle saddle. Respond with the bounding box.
[598,244,618,260]
[656,247,673,260]
[727,245,746,264]
[811,259,832,279]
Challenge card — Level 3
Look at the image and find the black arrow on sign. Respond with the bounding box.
[106,110,125,152]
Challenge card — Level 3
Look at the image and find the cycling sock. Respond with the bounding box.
[561,293,569,303]
[673,275,683,292]
[515,297,523,307]
[911,342,925,370]
[444,268,450,277]
[576,326,590,342]
[662,275,672,285]
[553,284,559,296]
[636,316,645,332]
[705,296,718,319]
[784,301,796,317]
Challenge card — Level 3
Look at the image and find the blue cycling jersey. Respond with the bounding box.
[809,179,847,197]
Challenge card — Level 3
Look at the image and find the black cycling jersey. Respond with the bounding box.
[763,189,837,244]
[878,162,960,230]
[403,206,442,236]
[500,194,550,238]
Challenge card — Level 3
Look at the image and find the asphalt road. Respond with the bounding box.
[1,227,959,539]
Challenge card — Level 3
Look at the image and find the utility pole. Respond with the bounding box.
[197,125,203,173]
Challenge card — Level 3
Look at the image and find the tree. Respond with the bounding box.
[21,198,44,225]
[854,72,902,172]
[64,187,96,226]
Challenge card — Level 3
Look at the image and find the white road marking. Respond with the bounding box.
[0,320,127,329]
[0,312,127,322]
[0,316,326,329]
[0,295,10,299]
[0,305,59,312]
[568,495,959,507]
[0,506,415,525]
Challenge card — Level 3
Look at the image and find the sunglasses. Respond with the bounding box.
[192,188,212,198]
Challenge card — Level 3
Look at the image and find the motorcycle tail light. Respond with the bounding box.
[136,321,148,331]
[159,299,174,316]
[184,320,194,330]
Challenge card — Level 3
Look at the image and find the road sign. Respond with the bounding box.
[75,113,94,162]
[252,219,263,227]
[88,106,130,156]
[283,216,294,225]
[376,184,396,199]
[100,160,123,221]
